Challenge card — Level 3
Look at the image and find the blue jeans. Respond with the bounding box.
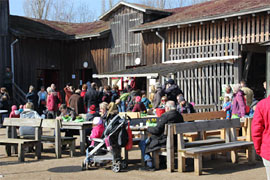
[139,138,152,167]
[118,101,126,112]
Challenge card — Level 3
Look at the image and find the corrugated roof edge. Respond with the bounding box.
[130,6,270,32]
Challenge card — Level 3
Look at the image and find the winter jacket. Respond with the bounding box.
[102,92,112,104]
[231,90,246,118]
[152,88,164,109]
[26,91,38,109]
[47,94,58,112]
[146,110,184,153]
[164,84,183,103]
[19,109,41,135]
[132,102,146,112]
[86,112,99,121]
[37,91,47,106]
[141,97,151,109]
[69,93,84,114]
[90,124,105,146]
[177,103,195,114]
[84,88,99,109]
[80,90,87,98]
[9,105,20,118]
[111,90,119,103]
[241,87,254,107]
[64,87,73,107]
[0,99,9,111]
[252,96,270,160]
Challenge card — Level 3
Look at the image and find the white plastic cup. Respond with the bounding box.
[140,122,143,127]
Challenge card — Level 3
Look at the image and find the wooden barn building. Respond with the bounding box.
[0,0,270,108]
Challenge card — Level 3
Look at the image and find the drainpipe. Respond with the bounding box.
[11,39,18,84]
[155,31,165,63]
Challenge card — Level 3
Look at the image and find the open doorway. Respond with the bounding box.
[36,69,60,91]
[78,69,92,87]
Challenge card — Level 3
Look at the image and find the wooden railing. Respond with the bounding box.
[13,83,26,105]
[168,42,239,61]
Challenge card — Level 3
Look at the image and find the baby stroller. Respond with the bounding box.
[82,114,129,172]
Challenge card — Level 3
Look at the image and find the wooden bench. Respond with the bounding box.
[21,119,76,158]
[0,118,42,162]
[171,118,255,175]
[182,111,227,141]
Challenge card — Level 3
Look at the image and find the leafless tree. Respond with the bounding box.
[109,0,114,9]
[101,0,106,14]
[23,0,52,19]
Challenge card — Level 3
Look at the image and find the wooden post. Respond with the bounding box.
[166,125,174,172]
[5,126,11,156]
[194,154,202,175]
[35,127,42,159]
[178,133,186,172]
[55,119,62,158]
[18,143,24,162]
[267,47,270,97]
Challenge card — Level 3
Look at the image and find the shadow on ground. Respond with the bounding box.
[48,166,82,173]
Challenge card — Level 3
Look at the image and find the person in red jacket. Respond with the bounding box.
[46,87,58,118]
[9,105,20,118]
[64,83,73,107]
[132,96,146,112]
[252,93,270,180]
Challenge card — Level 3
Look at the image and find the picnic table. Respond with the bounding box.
[61,121,92,154]
[0,110,8,128]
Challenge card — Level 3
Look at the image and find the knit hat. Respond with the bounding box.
[93,117,103,125]
[168,79,175,85]
[135,96,141,102]
[89,105,96,114]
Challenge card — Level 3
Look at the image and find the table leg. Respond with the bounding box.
[80,129,86,154]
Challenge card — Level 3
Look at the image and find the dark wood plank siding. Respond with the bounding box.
[13,37,109,92]
[0,0,10,85]
[142,32,162,65]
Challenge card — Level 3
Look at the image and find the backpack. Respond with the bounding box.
[118,125,129,147]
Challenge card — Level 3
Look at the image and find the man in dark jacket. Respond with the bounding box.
[69,89,84,114]
[152,83,164,109]
[84,82,99,112]
[164,79,183,103]
[139,100,184,171]
[26,85,38,111]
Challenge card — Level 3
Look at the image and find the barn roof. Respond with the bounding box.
[131,0,270,32]
[9,15,110,40]
[99,1,172,21]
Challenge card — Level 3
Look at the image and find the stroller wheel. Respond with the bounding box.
[121,160,128,169]
[111,161,121,173]
[82,162,86,171]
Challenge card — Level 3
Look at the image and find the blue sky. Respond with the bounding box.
[9,0,138,20]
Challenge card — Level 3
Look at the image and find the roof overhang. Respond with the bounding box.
[130,7,270,33]
[99,1,171,21]
[93,57,239,79]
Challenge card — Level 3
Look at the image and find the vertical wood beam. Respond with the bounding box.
[247,16,251,43]
[261,15,265,42]
[256,15,260,42]
[266,15,269,41]
[251,16,255,43]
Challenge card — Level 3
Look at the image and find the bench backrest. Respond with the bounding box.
[3,118,42,127]
[119,112,140,118]
[42,119,62,128]
[173,118,240,134]
[182,111,226,122]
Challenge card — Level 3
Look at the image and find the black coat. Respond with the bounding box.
[84,88,99,109]
[146,110,184,153]
[164,84,183,103]
[26,91,38,110]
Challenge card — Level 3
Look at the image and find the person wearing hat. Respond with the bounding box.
[176,94,195,114]
[89,117,105,147]
[132,96,146,112]
[164,79,183,104]
[86,105,99,121]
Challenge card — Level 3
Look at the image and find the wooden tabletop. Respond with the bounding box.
[0,110,8,114]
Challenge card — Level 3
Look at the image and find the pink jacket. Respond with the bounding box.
[251,96,270,160]
[9,105,20,118]
[47,94,58,112]
[89,124,105,146]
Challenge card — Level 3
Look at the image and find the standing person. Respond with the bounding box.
[240,80,254,107]
[149,85,156,103]
[231,84,246,118]
[51,83,62,108]
[3,67,13,98]
[84,82,99,112]
[102,85,112,104]
[152,83,164,109]
[37,86,47,114]
[26,85,38,111]
[46,87,58,118]
[111,85,119,103]
[64,83,73,107]
[80,84,87,98]
[139,101,184,171]
[69,89,84,115]
[141,90,151,110]
[252,91,270,180]
[164,79,183,104]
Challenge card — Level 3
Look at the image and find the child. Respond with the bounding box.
[223,96,232,119]
[9,105,20,118]
[141,90,151,109]
[18,105,24,113]
[89,117,105,147]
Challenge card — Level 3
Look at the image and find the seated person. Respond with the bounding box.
[159,96,167,108]
[57,104,77,137]
[176,94,195,114]
[132,96,147,112]
[89,117,105,147]
[222,96,232,119]
[86,105,99,121]
[19,102,41,136]
[9,105,20,118]
[139,101,184,171]
[141,90,151,109]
